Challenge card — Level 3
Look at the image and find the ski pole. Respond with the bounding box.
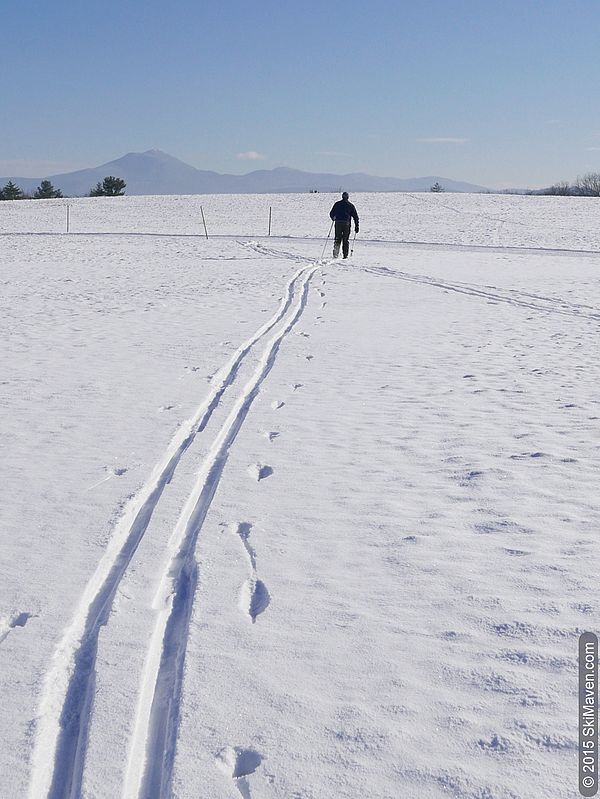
[320,220,334,261]
[350,230,357,256]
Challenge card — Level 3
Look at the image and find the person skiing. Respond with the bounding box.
[329,191,359,259]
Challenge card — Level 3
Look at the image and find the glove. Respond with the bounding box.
[355,227,359,234]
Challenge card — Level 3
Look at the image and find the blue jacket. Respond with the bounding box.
[330,199,359,229]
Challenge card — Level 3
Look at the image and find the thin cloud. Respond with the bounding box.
[417,137,469,144]
[236,151,266,161]
[0,158,84,177]
[317,151,351,157]
[586,146,600,151]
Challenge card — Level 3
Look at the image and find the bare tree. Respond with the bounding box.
[543,181,571,196]
[575,172,600,197]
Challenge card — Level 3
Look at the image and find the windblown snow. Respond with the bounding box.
[1,192,598,799]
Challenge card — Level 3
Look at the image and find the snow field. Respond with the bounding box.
[3,190,600,252]
[0,192,599,798]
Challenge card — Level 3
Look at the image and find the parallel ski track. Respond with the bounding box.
[28,256,319,799]
[123,261,319,799]
[363,265,600,322]
[239,239,321,265]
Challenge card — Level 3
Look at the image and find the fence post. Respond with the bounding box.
[200,205,208,239]
[268,206,272,237]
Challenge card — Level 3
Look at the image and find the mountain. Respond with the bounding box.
[1,149,489,196]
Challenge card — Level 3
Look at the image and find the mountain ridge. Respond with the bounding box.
[1,149,490,196]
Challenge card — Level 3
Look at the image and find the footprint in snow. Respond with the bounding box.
[10,611,32,628]
[271,400,285,410]
[86,465,128,491]
[0,611,34,645]
[231,522,257,570]
[510,451,548,460]
[305,354,314,361]
[216,747,263,799]
[240,578,270,622]
[478,735,512,753]
[264,431,280,442]
[248,463,273,481]
[292,383,303,391]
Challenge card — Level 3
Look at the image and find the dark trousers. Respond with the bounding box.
[333,220,351,258]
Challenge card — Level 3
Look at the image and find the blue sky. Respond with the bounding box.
[1,0,599,188]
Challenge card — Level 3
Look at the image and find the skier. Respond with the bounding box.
[329,191,359,259]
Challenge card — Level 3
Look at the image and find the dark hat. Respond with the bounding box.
[342,191,349,199]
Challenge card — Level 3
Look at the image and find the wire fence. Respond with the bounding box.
[2,192,600,251]
[0,194,345,239]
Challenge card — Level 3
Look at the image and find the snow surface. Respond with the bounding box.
[1,192,599,799]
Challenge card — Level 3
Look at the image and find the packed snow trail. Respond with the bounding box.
[28,260,318,799]
[123,262,319,799]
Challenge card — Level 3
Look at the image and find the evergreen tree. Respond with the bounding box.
[89,176,126,196]
[0,180,25,200]
[89,181,104,197]
[33,179,63,199]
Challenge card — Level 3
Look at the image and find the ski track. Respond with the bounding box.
[239,239,322,265]
[123,262,318,799]
[31,235,587,799]
[406,191,599,237]
[364,265,600,322]
[28,253,319,799]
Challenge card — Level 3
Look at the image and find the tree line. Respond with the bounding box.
[0,175,126,200]
[538,172,600,197]
[3,172,600,199]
